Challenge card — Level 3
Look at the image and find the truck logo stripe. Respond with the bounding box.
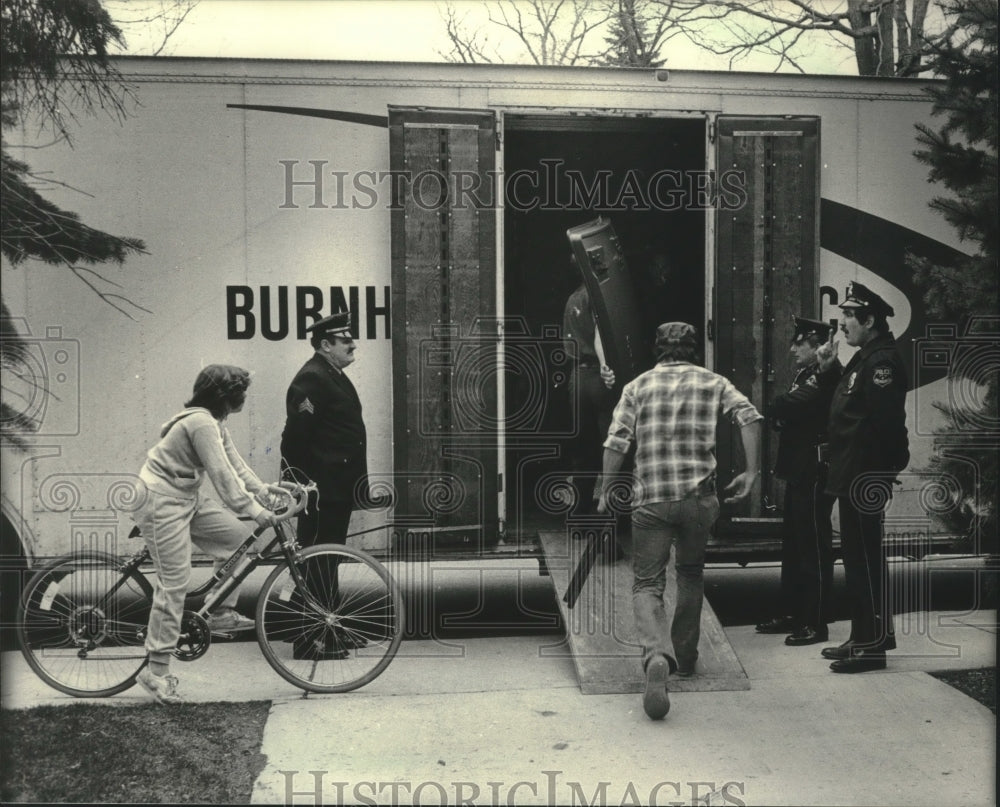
[820,198,969,391]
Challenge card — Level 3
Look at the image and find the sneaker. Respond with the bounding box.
[642,656,671,720]
[208,609,256,633]
[136,668,183,705]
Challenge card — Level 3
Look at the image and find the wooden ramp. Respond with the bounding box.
[538,527,750,694]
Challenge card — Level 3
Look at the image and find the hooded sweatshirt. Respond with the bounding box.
[139,407,266,520]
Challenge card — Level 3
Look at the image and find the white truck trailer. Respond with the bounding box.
[1,58,985,580]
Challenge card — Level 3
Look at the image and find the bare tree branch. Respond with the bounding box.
[438,2,499,62]
[103,0,199,57]
[437,0,948,75]
[644,0,948,76]
[439,0,610,65]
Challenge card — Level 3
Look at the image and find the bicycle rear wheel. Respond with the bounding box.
[17,551,153,697]
[256,544,404,693]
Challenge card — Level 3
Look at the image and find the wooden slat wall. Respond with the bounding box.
[715,118,819,534]
[389,110,498,551]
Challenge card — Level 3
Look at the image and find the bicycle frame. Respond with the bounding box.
[18,480,404,698]
[120,517,332,622]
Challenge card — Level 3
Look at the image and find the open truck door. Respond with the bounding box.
[713,116,821,539]
[389,107,500,554]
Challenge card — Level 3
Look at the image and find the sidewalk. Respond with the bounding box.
[2,610,994,806]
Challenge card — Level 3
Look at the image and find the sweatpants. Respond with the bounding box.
[135,489,256,665]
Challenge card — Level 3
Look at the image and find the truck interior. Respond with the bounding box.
[501,114,707,535]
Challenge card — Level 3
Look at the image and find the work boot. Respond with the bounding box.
[642,656,671,720]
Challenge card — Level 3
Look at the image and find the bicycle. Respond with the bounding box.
[16,482,404,697]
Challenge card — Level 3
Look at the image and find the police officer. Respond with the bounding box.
[757,316,839,646]
[281,310,370,546]
[280,311,371,660]
[816,282,909,673]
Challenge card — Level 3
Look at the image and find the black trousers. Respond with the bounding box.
[296,490,352,548]
[779,473,836,629]
[838,494,895,649]
[295,492,353,613]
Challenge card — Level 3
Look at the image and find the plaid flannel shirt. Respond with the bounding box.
[604,361,762,505]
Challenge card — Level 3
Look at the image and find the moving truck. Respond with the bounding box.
[1,58,986,580]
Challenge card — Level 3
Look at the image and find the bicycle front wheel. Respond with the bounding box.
[16,551,153,697]
[256,544,404,693]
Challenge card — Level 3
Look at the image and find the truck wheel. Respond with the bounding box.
[0,515,29,652]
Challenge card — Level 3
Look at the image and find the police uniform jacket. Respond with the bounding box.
[280,353,369,502]
[769,360,839,480]
[822,332,909,497]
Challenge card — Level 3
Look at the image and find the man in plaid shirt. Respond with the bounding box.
[598,322,762,720]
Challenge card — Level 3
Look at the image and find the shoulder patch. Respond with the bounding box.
[805,374,818,387]
[872,366,893,388]
[297,397,315,414]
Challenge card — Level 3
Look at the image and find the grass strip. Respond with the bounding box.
[1,700,271,804]
[929,667,997,715]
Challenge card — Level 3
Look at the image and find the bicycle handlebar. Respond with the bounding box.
[259,481,317,522]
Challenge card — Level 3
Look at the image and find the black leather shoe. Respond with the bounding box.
[830,651,887,673]
[785,626,829,646]
[821,642,852,660]
[824,635,896,659]
[756,616,797,634]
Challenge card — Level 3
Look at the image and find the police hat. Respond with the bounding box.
[306,311,352,339]
[839,281,894,318]
[791,316,833,344]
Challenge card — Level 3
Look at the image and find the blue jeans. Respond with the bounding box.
[631,494,720,671]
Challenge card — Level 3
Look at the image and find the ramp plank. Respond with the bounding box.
[539,527,750,694]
